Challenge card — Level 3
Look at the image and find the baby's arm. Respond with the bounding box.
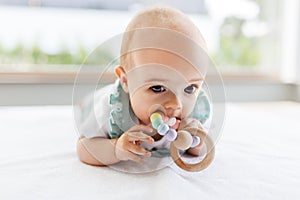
[77,136,118,166]
[77,125,154,166]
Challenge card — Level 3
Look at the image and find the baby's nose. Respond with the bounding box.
[165,94,182,111]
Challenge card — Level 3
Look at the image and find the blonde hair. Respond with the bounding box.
[120,6,207,69]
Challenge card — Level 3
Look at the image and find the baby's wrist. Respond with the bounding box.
[112,138,121,162]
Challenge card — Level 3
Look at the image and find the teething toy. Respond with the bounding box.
[150,112,215,172]
[173,130,193,150]
[150,112,200,147]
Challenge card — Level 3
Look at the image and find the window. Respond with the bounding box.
[0,0,298,82]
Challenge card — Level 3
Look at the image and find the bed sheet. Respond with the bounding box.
[0,102,299,199]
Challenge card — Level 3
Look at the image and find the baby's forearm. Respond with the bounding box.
[77,136,119,166]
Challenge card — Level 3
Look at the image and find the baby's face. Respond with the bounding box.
[126,49,205,127]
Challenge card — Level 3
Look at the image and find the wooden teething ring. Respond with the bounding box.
[170,127,215,172]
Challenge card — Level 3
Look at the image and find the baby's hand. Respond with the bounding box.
[115,125,154,163]
[179,118,205,157]
[179,118,202,130]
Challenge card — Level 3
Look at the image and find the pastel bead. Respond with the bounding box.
[173,130,193,150]
[165,128,177,141]
[157,123,169,135]
[150,113,162,122]
[190,136,200,148]
[151,117,163,129]
[166,117,176,126]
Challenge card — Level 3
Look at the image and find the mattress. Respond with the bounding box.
[0,102,299,199]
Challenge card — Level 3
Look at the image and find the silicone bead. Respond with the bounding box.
[166,117,176,126]
[190,136,200,148]
[165,128,177,141]
[151,117,163,129]
[150,113,162,122]
[157,123,169,135]
[173,130,193,150]
[150,113,164,129]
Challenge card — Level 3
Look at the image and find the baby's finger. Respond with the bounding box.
[127,131,154,144]
[129,124,153,134]
[128,143,151,157]
[126,151,145,163]
[180,118,200,129]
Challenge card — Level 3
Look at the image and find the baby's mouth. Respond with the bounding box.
[164,116,181,130]
[172,117,181,130]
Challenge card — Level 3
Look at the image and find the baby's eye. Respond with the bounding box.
[184,85,197,94]
[150,85,166,93]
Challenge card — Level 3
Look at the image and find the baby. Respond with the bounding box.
[77,6,211,166]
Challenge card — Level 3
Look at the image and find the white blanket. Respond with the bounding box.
[1,102,299,199]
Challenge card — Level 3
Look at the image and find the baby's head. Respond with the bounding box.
[115,6,208,127]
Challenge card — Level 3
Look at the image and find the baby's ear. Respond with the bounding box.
[115,66,129,93]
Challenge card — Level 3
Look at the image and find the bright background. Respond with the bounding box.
[0,0,299,105]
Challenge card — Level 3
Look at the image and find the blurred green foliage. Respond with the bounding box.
[212,16,262,70]
[0,16,265,71]
[0,43,114,66]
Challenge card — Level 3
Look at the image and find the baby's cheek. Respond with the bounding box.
[136,113,151,126]
[184,99,197,115]
[181,106,193,119]
[132,105,151,125]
